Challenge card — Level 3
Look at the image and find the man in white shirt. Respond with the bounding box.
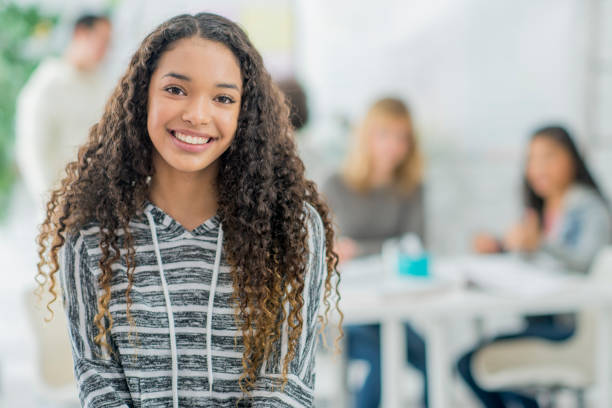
[14,16,112,404]
[16,14,112,211]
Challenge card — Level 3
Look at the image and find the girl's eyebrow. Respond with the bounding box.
[162,72,190,81]
[161,72,240,92]
[216,83,240,91]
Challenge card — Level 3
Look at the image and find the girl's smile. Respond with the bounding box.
[168,128,217,152]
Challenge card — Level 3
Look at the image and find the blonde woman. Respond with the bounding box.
[323,97,427,407]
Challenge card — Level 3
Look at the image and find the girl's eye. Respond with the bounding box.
[165,86,185,96]
[215,95,235,104]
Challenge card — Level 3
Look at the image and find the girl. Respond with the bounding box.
[461,125,611,407]
[36,13,341,408]
[324,97,425,261]
[323,98,427,407]
[473,126,610,271]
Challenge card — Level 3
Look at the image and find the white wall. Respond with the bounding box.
[296,0,612,254]
[10,0,612,252]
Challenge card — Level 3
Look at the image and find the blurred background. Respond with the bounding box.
[2,0,612,407]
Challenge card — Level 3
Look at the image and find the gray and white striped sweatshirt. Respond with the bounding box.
[59,201,327,408]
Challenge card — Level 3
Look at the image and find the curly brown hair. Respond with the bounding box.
[36,12,342,393]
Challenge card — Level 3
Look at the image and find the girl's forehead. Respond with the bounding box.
[154,37,242,84]
[368,114,412,130]
[530,136,563,152]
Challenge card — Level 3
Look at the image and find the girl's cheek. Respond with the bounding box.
[218,108,239,128]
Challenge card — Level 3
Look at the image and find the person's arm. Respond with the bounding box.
[15,81,60,203]
[540,203,611,273]
[252,203,328,407]
[60,233,133,408]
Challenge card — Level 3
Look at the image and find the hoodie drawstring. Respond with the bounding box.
[207,225,223,395]
[146,212,179,408]
[146,211,223,407]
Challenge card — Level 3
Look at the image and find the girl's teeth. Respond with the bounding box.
[174,132,211,145]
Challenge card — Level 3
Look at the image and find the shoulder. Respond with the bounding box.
[322,172,354,201]
[63,229,85,253]
[323,172,345,190]
[22,58,67,94]
[59,229,94,283]
[62,222,100,260]
[63,220,115,263]
[401,182,425,200]
[565,184,609,215]
[303,202,327,275]
[304,202,325,245]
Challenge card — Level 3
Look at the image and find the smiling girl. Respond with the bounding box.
[36,13,340,408]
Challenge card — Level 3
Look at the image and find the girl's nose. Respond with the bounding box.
[182,96,212,126]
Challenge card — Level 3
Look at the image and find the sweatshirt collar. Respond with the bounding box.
[142,200,220,237]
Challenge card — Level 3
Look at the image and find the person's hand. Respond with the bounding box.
[520,209,541,251]
[473,233,502,254]
[504,210,541,252]
[503,223,524,251]
[335,238,359,264]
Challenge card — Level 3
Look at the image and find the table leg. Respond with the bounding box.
[425,319,451,408]
[381,319,404,408]
[596,307,612,408]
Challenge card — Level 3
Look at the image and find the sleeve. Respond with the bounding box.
[15,80,60,203]
[322,174,385,256]
[540,200,611,273]
[252,204,327,407]
[295,203,327,386]
[59,233,134,408]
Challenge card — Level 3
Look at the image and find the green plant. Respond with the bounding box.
[0,2,57,220]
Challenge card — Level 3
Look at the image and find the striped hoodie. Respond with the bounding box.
[59,201,327,407]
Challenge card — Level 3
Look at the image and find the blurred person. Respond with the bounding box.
[278,78,309,133]
[323,97,428,407]
[15,13,112,211]
[324,97,425,261]
[14,13,111,403]
[278,77,332,186]
[460,125,611,407]
[473,125,609,271]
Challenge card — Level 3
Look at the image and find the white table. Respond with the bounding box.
[339,255,612,408]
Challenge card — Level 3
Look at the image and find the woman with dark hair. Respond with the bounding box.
[35,13,341,407]
[461,125,611,407]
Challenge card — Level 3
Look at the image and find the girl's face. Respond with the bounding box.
[147,37,242,176]
[368,115,412,173]
[526,136,576,198]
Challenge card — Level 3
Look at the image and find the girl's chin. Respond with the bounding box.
[156,156,218,174]
[531,186,553,197]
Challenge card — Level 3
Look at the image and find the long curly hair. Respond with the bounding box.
[36,12,342,392]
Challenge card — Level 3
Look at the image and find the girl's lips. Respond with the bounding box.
[168,129,215,153]
[171,128,214,139]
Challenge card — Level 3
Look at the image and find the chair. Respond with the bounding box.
[23,287,80,407]
[314,324,348,408]
[470,246,612,407]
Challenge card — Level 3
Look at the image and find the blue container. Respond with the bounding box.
[397,253,430,277]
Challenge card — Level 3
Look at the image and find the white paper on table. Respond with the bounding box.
[457,255,582,297]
